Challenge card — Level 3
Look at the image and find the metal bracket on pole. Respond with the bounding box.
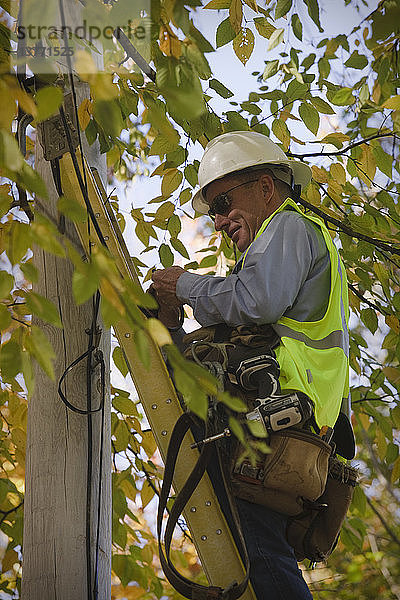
[37,92,79,161]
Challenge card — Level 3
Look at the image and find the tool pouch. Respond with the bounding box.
[285,456,358,562]
[231,428,332,516]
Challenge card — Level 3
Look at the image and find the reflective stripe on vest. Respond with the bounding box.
[241,198,350,428]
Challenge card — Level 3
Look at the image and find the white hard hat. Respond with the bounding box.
[192,131,312,214]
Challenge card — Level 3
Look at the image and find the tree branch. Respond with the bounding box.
[288,132,398,158]
[348,282,389,315]
[297,196,400,256]
[0,500,24,526]
[366,495,400,549]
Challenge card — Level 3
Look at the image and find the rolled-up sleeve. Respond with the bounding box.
[176,212,316,327]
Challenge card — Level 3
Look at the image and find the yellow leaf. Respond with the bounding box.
[141,430,157,458]
[271,118,290,151]
[312,165,328,183]
[330,162,346,185]
[146,318,172,347]
[391,455,400,484]
[141,480,155,509]
[382,95,400,110]
[358,412,370,431]
[304,183,321,205]
[229,0,243,33]
[2,548,18,573]
[383,366,400,384]
[100,278,125,315]
[203,0,231,7]
[385,314,400,334]
[74,50,97,78]
[376,426,386,461]
[243,0,258,9]
[357,145,376,185]
[78,98,92,130]
[372,81,381,104]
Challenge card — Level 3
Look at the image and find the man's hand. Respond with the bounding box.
[150,266,185,328]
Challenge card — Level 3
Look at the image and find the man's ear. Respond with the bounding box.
[259,174,275,203]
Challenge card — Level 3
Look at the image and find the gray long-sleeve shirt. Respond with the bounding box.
[176,210,331,327]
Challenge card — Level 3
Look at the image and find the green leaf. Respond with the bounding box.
[382,95,400,110]
[25,325,55,380]
[330,87,355,106]
[30,222,65,257]
[0,303,11,330]
[392,455,400,484]
[167,214,181,238]
[112,394,136,414]
[275,0,292,19]
[72,266,99,305]
[171,237,190,259]
[223,111,249,132]
[262,59,279,80]
[344,51,368,70]
[161,169,183,197]
[360,308,378,334]
[247,419,267,438]
[0,340,22,380]
[303,0,322,32]
[57,195,87,223]
[309,96,335,114]
[0,271,13,298]
[94,98,124,138]
[179,188,192,205]
[268,27,284,51]
[25,291,62,328]
[35,86,63,122]
[184,164,198,188]
[209,78,234,99]
[299,102,320,135]
[20,262,39,284]
[159,243,174,268]
[228,415,245,443]
[254,17,276,39]
[112,555,136,587]
[272,119,290,151]
[291,13,303,40]
[351,485,366,516]
[372,144,393,178]
[218,391,247,412]
[216,17,236,48]
[18,162,48,199]
[233,28,255,65]
[0,131,23,171]
[148,135,180,158]
[155,201,175,221]
[112,346,128,378]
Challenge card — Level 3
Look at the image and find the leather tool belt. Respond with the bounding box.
[183,323,358,563]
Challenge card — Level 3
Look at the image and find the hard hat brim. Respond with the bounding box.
[192,159,312,215]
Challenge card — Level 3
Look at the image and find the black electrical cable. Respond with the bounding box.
[57,2,105,594]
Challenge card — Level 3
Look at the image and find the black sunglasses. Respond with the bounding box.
[207,179,260,220]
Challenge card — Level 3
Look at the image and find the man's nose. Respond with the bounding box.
[214,213,230,231]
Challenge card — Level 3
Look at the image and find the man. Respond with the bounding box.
[151,131,350,599]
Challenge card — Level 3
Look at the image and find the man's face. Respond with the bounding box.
[205,173,273,252]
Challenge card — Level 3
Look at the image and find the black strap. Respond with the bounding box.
[157,413,250,600]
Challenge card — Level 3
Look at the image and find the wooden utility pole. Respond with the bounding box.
[21,4,111,599]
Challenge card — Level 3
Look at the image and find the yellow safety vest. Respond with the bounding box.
[242,198,350,428]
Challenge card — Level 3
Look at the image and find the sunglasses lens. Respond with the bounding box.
[208,193,231,218]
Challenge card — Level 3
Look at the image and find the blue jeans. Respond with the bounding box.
[236,498,313,600]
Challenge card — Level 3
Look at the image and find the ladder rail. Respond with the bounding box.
[59,151,257,599]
